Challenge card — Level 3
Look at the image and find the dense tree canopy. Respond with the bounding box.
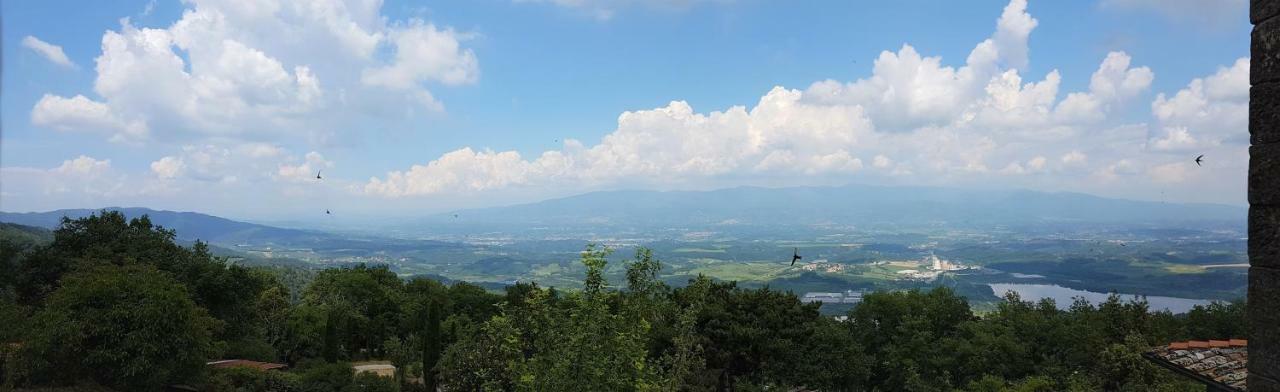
[21,264,217,390]
[0,212,1248,391]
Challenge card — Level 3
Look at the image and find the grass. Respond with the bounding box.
[686,261,792,282]
[1163,264,1207,274]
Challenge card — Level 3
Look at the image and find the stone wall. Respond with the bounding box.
[1252,1,1280,390]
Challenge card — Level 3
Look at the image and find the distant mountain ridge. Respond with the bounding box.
[423,185,1245,230]
[0,207,326,245]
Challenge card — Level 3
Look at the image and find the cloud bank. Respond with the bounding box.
[363,0,1247,205]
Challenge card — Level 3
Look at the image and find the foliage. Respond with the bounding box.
[205,366,301,392]
[0,212,1247,391]
[297,361,356,392]
[346,371,401,392]
[20,264,217,391]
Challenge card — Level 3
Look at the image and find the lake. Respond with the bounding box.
[988,283,1214,314]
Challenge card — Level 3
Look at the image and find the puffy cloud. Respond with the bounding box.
[1027,156,1047,171]
[22,36,76,68]
[361,21,479,89]
[1149,58,1248,149]
[150,156,186,179]
[30,0,479,143]
[147,142,319,184]
[55,156,112,175]
[1094,159,1139,182]
[1061,150,1087,165]
[0,156,157,200]
[366,0,1166,198]
[277,151,334,182]
[992,0,1037,70]
[1148,127,1202,152]
[365,148,550,197]
[31,94,149,142]
[1054,52,1153,123]
[872,155,892,169]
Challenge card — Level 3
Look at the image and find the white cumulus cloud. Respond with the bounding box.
[151,156,186,179]
[31,94,148,142]
[365,0,1170,198]
[29,0,480,143]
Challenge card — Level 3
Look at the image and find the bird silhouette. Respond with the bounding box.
[316,169,323,180]
[791,247,803,266]
[325,209,331,215]
[1195,155,1204,166]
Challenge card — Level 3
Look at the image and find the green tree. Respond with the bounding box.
[422,300,444,391]
[345,371,401,392]
[298,361,356,392]
[848,287,975,390]
[21,264,217,390]
[519,244,657,391]
[14,211,272,348]
[437,315,523,391]
[304,265,405,360]
[384,335,419,384]
[205,366,301,392]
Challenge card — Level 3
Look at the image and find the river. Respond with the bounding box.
[988,283,1214,314]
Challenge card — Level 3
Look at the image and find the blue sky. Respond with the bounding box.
[0,0,1252,220]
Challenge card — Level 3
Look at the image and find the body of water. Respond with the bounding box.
[988,283,1214,314]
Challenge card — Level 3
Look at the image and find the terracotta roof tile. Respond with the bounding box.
[1145,339,1247,391]
[207,359,288,371]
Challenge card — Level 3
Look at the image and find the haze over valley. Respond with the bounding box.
[2,184,1246,313]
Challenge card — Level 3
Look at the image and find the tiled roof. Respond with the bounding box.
[1144,339,1247,391]
[206,359,288,371]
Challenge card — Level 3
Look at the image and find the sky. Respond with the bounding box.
[0,0,1253,222]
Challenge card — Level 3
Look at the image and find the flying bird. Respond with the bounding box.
[1194,155,1204,167]
[316,170,323,180]
[325,209,331,215]
[791,248,803,266]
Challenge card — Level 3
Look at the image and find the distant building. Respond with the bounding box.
[926,254,963,271]
[842,290,863,304]
[353,363,396,378]
[801,290,864,304]
[801,292,844,304]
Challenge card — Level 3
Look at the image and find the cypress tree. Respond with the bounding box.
[423,300,443,391]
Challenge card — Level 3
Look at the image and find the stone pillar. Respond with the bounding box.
[1253,1,1280,390]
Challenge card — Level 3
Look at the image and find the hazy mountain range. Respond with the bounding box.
[1,185,1246,243]
[0,207,325,245]
[419,185,1246,231]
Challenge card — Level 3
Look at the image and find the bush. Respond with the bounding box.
[206,366,300,392]
[345,372,399,392]
[19,264,217,391]
[297,362,354,392]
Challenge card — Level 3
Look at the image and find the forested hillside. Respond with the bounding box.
[0,212,1246,391]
